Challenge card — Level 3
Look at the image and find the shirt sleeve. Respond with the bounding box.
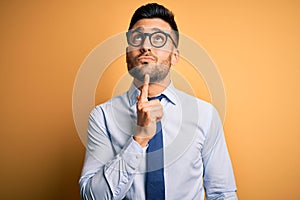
[79,106,144,200]
[202,106,238,200]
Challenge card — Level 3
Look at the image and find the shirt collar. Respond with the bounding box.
[128,81,178,107]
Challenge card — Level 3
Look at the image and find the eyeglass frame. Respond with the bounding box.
[126,29,178,48]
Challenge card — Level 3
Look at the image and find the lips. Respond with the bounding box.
[137,56,155,64]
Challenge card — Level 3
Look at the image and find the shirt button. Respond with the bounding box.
[122,178,128,183]
[115,189,120,195]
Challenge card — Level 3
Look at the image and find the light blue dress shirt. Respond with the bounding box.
[79,82,237,200]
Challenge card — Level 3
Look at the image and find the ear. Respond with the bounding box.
[171,49,179,66]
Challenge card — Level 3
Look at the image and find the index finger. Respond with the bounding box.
[140,74,149,102]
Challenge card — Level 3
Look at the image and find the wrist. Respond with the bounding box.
[134,124,155,147]
[133,136,150,147]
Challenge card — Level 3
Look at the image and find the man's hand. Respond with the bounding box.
[134,74,163,147]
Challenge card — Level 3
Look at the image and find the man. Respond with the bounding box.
[79,3,237,200]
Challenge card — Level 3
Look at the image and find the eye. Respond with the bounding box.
[133,34,142,41]
[154,35,164,42]
[130,32,144,45]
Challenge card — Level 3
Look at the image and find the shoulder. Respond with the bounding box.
[91,92,129,117]
[174,88,215,112]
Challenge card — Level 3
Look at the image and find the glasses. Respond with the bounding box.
[126,29,177,48]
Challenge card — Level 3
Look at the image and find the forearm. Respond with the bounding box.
[206,191,237,200]
[203,132,237,200]
[80,170,112,200]
[80,137,145,200]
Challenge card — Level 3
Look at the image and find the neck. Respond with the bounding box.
[134,75,171,97]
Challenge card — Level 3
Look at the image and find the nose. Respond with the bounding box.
[141,35,152,51]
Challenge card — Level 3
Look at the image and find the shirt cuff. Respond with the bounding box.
[120,137,146,173]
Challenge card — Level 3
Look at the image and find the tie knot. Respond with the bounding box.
[148,94,165,101]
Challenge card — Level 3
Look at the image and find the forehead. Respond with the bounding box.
[131,18,172,31]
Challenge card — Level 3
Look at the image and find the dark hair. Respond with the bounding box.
[128,3,179,46]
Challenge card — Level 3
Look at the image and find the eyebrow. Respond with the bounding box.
[151,27,162,32]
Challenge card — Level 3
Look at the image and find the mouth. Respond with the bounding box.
[137,56,155,65]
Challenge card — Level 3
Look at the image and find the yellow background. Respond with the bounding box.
[1,0,299,199]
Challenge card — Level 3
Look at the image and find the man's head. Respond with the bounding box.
[126,3,179,84]
[128,3,179,46]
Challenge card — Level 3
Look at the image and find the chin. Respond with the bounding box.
[128,62,169,83]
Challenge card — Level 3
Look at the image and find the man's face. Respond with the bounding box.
[126,18,178,83]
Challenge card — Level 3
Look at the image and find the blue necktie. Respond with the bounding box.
[146,95,165,200]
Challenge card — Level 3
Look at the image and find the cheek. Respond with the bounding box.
[127,46,140,54]
[156,50,173,62]
[126,49,138,62]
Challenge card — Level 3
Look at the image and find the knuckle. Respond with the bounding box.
[137,103,143,111]
[142,107,149,113]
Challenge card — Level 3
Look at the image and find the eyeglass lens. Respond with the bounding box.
[129,31,167,48]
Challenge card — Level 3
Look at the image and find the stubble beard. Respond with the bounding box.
[128,59,171,83]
